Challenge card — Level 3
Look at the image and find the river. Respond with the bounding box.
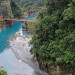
[0,16,42,75]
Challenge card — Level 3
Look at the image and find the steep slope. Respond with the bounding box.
[29,0,75,75]
[0,0,14,30]
[0,0,13,18]
[10,0,23,18]
[15,0,45,11]
[0,0,23,30]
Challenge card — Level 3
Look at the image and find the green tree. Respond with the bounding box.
[30,0,75,74]
[10,0,23,18]
[15,0,45,11]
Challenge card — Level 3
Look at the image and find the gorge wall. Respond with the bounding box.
[0,0,14,31]
[0,0,13,18]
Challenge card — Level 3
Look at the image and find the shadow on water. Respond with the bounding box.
[0,22,22,53]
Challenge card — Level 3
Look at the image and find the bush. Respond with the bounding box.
[30,0,75,74]
[0,70,7,75]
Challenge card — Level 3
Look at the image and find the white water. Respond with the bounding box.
[19,27,23,36]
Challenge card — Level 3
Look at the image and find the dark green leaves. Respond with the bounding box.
[30,0,75,74]
[0,70,7,75]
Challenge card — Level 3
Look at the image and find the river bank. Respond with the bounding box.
[9,34,48,75]
[0,20,13,32]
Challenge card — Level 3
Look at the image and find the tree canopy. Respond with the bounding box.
[15,0,45,11]
[30,0,75,74]
[10,0,23,18]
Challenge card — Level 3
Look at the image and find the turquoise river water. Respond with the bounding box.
[0,16,42,75]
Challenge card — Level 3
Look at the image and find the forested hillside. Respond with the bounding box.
[0,0,23,30]
[0,0,23,29]
[0,0,14,30]
[0,0,23,19]
[10,0,23,18]
[30,0,75,75]
[15,0,45,11]
[0,0,13,18]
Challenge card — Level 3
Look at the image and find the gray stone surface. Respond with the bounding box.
[10,35,48,75]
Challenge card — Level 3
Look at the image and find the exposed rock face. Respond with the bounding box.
[10,35,48,75]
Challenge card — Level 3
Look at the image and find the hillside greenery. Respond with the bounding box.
[26,18,39,34]
[15,0,45,11]
[10,0,23,18]
[30,0,75,75]
[1,0,14,18]
[0,0,13,28]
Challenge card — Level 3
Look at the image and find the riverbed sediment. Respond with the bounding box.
[9,34,48,75]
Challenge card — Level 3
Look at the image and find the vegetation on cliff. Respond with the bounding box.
[0,0,14,18]
[0,0,13,28]
[0,0,23,19]
[10,0,23,18]
[30,0,75,75]
[26,18,39,34]
[0,0,23,29]
[15,0,45,11]
[0,19,6,30]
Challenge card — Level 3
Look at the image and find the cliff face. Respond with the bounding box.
[0,0,13,18]
[0,0,14,31]
[0,0,7,18]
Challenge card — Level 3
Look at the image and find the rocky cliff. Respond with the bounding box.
[0,0,14,31]
[0,0,13,18]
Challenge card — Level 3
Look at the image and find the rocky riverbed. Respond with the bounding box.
[9,34,48,75]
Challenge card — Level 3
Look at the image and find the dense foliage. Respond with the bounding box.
[0,0,14,18]
[10,0,23,18]
[30,0,75,74]
[15,0,45,11]
[0,69,7,75]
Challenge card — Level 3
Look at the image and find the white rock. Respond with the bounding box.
[18,60,22,63]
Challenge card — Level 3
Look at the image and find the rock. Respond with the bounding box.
[18,60,22,63]
[25,38,29,40]
[22,22,28,31]
[0,29,2,32]
[0,65,4,68]
[23,43,26,46]
[15,32,21,35]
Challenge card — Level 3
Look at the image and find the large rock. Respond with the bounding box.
[22,21,28,31]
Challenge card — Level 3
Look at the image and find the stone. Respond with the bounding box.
[0,65,4,68]
[18,60,22,63]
